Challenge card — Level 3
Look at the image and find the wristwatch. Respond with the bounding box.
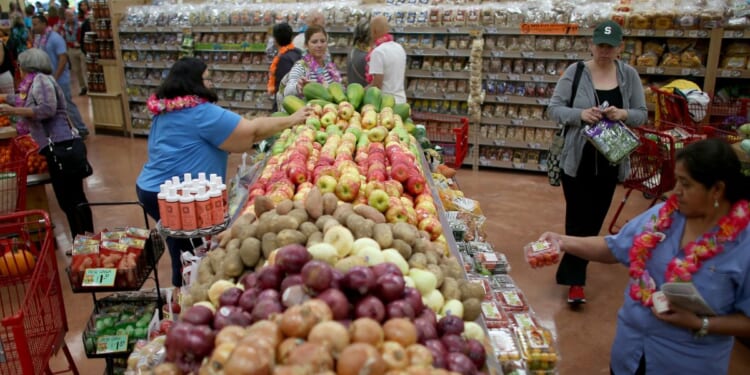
[695,316,710,338]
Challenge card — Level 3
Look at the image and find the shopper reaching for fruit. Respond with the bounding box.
[537,139,750,374]
[136,57,311,287]
[547,20,648,306]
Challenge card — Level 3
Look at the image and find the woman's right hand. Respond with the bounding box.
[289,105,313,125]
[539,232,565,251]
[580,106,603,124]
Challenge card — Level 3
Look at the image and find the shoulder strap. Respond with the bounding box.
[568,61,585,107]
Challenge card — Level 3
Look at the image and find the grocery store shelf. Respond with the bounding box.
[485,73,561,84]
[128,96,147,103]
[209,63,269,72]
[622,28,711,38]
[406,70,470,79]
[131,112,151,120]
[480,118,559,129]
[126,79,160,87]
[123,61,173,69]
[192,25,270,33]
[482,50,584,60]
[717,69,750,79]
[477,139,552,150]
[474,158,547,172]
[119,25,183,33]
[484,95,550,106]
[131,128,150,136]
[405,48,472,57]
[406,91,469,101]
[634,66,706,77]
[723,29,750,39]
[121,44,180,52]
[216,100,273,111]
[213,82,267,91]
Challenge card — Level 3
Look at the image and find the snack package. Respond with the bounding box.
[496,289,529,312]
[517,327,560,372]
[482,301,510,328]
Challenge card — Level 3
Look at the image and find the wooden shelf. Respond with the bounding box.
[121,44,181,52]
[716,69,750,79]
[405,48,471,57]
[484,95,550,106]
[97,59,119,66]
[480,118,559,129]
[209,63,269,72]
[406,70,470,79]
[88,92,121,98]
[483,50,584,60]
[634,66,706,77]
[484,73,561,84]
[473,158,547,172]
[119,25,183,33]
[477,139,552,150]
[123,61,173,69]
[192,25,270,33]
[406,91,469,101]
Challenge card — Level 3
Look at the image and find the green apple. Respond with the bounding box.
[368,189,390,213]
[316,175,337,194]
[422,289,445,312]
[326,124,342,136]
[440,299,464,319]
[353,238,381,252]
[368,126,388,143]
[345,126,362,139]
[382,249,409,274]
[306,116,321,130]
[321,111,337,127]
[409,268,437,295]
[307,242,339,265]
[323,225,354,257]
[315,131,328,144]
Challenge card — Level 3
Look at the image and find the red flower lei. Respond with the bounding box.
[629,195,750,306]
[365,34,394,84]
[147,94,207,116]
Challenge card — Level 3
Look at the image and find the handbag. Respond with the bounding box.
[548,61,585,186]
[44,134,93,179]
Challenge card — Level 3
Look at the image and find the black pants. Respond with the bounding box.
[136,185,201,287]
[611,355,646,375]
[41,150,94,237]
[556,142,618,286]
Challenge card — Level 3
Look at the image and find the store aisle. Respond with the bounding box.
[44,96,750,374]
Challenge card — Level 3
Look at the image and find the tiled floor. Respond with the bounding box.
[37,93,750,374]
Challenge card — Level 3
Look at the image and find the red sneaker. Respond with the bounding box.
[568,286,586,304]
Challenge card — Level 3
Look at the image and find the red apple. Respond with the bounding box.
[367,169,387,182]
[384,180,404,197]
[406,175,426,196]
[364,180,386,197]
[386,205,409,223]
[287,165,308,185]
[418,216,444,240]
[335,173,361,202]
[415,208,432,221]
[414,193,434,205]
[415,200,437,216]
[390,163,411,183]
[400,196,414,208]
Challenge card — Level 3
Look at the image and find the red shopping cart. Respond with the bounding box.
[412,112,469,168]
[608,127,703,234]
[0,137,39,214]
[0,210,78,374]
[651,86,706,131]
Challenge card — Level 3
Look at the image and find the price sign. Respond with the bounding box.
[145,62,154,68]
[447,27,459,33]
[520,51,535,58]
[96,335,129,354]
[485,27,498,34]
[510,119,524,126]
[636,29,647,36]
[536,98,550,105]
[491,51,504,58]
[432,71,445,78]
[507,74,521,81]
[564,53,579,60]
[493,140,506,146]
[393,26,405,33]
[531,75,543,82]
[645,67,664,74]
[446,50,457,57]
[495,95,509,103]
[665,30,675,37]
[211,26,220,33]
[120,26,131,32]
[681,68,693,76]
[82,268,116,287]
[155,27,165,33]
[725,30,744,38]
[412,48,424,55]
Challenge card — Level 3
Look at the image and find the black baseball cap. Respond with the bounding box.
[593,20,623,46]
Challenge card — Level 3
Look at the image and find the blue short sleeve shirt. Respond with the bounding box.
[136,103,241,192]
[605,202,750,374]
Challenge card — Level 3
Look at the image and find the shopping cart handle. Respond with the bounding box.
[1,311,24,327]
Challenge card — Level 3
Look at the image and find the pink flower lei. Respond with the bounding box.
[146,94,207,116]
[628,194,750,307]
[13,72,39,135]
[303,53,341,84]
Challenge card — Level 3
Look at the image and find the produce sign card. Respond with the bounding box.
[96,335,128,354]
[82,268,117,287]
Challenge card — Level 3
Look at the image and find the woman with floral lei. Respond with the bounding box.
[281,25,341,102]
[538,139,750,374]
[136,57,311,287]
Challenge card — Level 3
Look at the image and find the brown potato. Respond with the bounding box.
[239,237,262,267]
[276,229,307,247]
[261,232,278,259]
[322,192,339,215]
[462,298,482,321]
[275,199,294,215]
[298,222,319,238]
[304,187,324,219]
[353,204,386,224]
[254,195,275,217]
[373,223,393,249]
[392,239,413,260]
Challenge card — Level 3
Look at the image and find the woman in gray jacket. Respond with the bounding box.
[547,20,648,306]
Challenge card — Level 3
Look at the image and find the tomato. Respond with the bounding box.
[0,250,36,277]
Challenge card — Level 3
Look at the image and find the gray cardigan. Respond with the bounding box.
[547,60,648,181]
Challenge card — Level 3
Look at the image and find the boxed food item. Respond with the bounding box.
[524,239,561,268]
[517,326,559,372]
[482,301,510,328]
[496,289,529,312]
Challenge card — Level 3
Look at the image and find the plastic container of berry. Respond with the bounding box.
[524,239,561,268]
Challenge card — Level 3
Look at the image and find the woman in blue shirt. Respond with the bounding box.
[136,57,310,287]
[539,139,750,374]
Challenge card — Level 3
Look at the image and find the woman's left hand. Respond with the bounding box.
[602,106,628,122]
[652,303,702,330]
[0,104,14,117]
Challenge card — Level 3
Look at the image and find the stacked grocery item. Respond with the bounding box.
[433,170,561,374]
[156,173,228,232]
